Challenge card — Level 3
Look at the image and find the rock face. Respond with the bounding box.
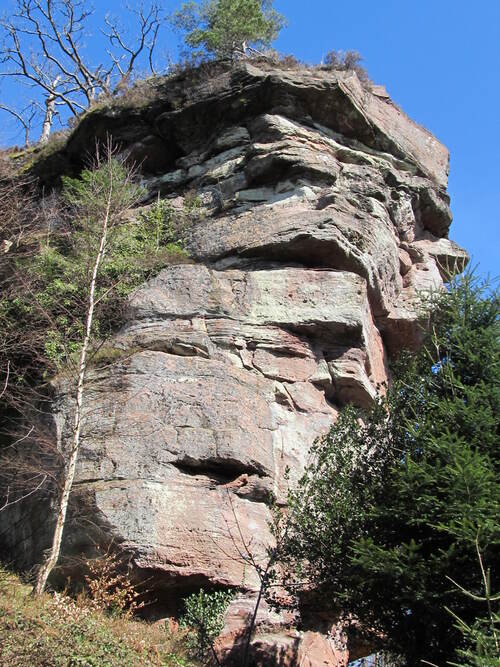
[3,62,468,664]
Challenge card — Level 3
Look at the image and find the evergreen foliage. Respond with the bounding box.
[172,0,285,60]
[0,160,188,384]
[285,274,500,665]
[0,156,191,517]
[180,588,234,663]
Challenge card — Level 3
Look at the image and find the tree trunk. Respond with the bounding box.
[39,92,56,144]
[33,164,114,596]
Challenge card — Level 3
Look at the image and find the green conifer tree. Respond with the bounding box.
[285,273,500,665]
[172,0,285,60]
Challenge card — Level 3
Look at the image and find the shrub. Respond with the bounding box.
[180,588,234,663]
[82,547,146,617]
[277,53,302,69]
[0,564,197,666]
[323,49,370,84]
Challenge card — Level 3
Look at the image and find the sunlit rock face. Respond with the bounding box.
[4,62,467,664]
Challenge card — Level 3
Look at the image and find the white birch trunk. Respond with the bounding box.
[34,166,114,596]
[39,93,56,144]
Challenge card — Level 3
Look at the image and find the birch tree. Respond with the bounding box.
[0,148,187,526]
[33,143,143,595]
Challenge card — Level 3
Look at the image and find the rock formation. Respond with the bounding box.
[2,61,468,664]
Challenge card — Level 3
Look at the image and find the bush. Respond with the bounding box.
[180,588,234,662]
[82,547,146,617]
[323,49,371,84]
[451,611,500,666]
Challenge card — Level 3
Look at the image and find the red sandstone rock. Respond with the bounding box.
[2,61,468,665]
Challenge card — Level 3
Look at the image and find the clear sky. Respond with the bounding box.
[272,0,500,280]
[0,0,498,277]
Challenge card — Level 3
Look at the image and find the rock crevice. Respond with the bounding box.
[5,61,468,666]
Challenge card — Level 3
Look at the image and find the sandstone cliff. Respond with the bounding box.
[3,61,468,665]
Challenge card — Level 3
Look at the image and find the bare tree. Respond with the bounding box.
[0,0,163,143]
[0,161,67,522]
[0,101,40,146]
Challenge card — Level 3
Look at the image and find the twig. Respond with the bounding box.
[0,473,48,512]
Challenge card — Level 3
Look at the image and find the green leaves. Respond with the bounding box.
[0,564,197,666]
[180,588,234,661]
[172,0,285,60]
[449,611,500,666]
[285,273,500,665]
[0,160,193,380]
[61,159,143,221]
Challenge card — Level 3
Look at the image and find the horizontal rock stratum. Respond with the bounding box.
[3,61,468,665]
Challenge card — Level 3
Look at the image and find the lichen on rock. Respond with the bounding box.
[3,60,468,665]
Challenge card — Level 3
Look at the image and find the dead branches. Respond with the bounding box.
[0,0,164,142]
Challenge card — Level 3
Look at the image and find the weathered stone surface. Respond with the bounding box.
[189,203,403,316]
[217,596,349,666]
[411,237,469,279]
[7,60,468,665]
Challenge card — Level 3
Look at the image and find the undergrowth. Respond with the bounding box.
[0,160,192,386]
[0,564,195,666]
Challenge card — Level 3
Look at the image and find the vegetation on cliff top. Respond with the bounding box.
[172,0,285,61]
[0,0,370,153]
[0,0,286,146]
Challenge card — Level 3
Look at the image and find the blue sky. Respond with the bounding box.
[0,0,498,277]
[272,0,499,280]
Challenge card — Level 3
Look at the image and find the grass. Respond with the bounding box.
[0,131,70,176]
[0,565,196,667]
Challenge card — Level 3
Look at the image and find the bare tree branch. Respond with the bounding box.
[0,0,164,142]
[103,2,161,84]
[0,102,39,145]
[0,473,48,512]
[0,362,9,399]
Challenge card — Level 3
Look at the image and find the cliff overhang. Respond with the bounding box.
[2,59,468,666]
